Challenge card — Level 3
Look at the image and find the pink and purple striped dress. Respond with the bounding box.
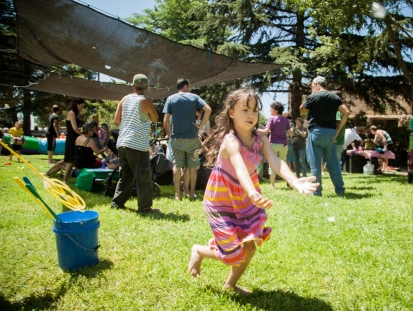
[203,132,272,266]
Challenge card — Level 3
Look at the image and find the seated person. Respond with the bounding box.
[9,121,25,162]
[45,159,66,177]
[74,123,106,170]
[105,147,119,169]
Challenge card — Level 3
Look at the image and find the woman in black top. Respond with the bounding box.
[74,123,106,169]
[63,98,85,183]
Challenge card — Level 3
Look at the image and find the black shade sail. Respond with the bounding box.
[14,0,287,100]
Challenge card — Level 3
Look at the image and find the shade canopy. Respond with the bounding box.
[14,0,287,100]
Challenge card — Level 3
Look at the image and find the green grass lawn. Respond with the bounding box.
[1,154,412,310]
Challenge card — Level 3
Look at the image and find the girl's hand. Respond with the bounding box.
[250,192,272,209]
[290,176,319,194]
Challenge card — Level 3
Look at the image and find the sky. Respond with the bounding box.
[77,0,285,118]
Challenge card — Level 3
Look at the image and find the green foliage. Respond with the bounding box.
[1,155,413,310]
[259,113,267,126]
[0,0,98,134]
[347,111,368,128]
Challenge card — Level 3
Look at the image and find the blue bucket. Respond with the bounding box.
[52,211,100,271]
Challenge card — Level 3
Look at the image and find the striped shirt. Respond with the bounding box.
[117,94,151,151]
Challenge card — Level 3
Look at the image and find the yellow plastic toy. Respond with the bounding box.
[1,140,85,210]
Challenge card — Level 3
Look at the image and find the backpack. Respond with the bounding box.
[151,152,167,175]
[364,139,376,150]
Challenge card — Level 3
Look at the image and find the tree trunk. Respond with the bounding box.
[289,12,305,121]
[384,17,413,114]
[22,89,32,136]
[289,82,302,121]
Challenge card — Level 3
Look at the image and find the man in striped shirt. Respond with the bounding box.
[111,74,159,213]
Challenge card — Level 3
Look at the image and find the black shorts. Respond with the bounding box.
[11,144,22,152]
[46,134,56,152]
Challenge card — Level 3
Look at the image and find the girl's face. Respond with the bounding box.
[296,120,302,128]
[229,97,259,132]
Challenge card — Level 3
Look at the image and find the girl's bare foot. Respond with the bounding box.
[223,285,253,295]
[187,245,202,278]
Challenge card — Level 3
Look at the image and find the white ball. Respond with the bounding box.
[372,2,387,19]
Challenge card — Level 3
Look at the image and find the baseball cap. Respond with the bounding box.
[133,74,148,88]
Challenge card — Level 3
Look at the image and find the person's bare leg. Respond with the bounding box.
[47,151,54,163]
[383,158,389,171]
[173,166,182,200]
[223,241,256,294]
[187,244,217,278]
[63,162,74,183]
[45,160,65,176]
[183,168,190,195]
[17,151,21,162]
[270,174,275,189]
[189,167,198,200]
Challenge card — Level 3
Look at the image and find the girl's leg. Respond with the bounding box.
[223,241,256,294]
[188,244,217,278]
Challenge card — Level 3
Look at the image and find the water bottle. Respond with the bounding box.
[101,159,106,169]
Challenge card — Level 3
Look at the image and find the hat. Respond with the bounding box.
[133,74,148,88]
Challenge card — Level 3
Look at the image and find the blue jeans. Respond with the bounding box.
[286,142,293,164]
[293,148,307,177]
[306,127,345,196]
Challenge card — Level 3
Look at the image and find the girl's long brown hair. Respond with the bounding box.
[199,87,262,169]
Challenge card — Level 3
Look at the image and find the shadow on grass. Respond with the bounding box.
[0,283,67,311]
[341,191,376,199]
[208,286,333,311]
[344,173,406,183]
[123,207,190,222]
[66,258,114,278]
[0,260,114,310]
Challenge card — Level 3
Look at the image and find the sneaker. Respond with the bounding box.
[111,203,126,210]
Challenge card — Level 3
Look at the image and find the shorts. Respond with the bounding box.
[171,137,200,169]
[268,143,287,175]
[46,134,56,151]
[11,144,22,152]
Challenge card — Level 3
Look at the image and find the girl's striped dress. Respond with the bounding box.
[203,132,271,266]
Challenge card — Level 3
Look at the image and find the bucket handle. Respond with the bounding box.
[65,234,100,251]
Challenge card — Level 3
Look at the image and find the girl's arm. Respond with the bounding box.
[223,136,272,209]
[67,111,82,135]
[260,134,318,194]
